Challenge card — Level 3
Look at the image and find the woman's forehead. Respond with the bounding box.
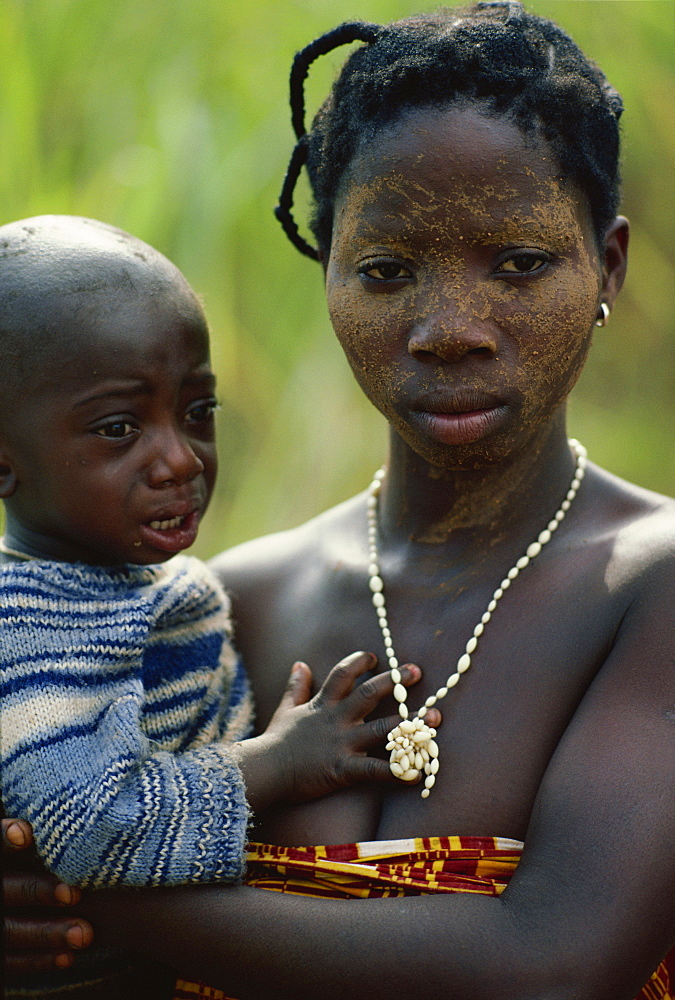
[335,104,587,240]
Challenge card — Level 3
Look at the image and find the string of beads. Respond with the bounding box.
[367,439,587,798]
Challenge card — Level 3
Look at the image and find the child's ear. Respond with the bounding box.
[0,444,18,498]
[601,216,629,311]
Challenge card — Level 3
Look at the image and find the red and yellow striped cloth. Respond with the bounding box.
[173,836,673,1000]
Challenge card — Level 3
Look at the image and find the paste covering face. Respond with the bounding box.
[325,104,602,469]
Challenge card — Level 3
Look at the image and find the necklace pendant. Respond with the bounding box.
[386,717,439,798]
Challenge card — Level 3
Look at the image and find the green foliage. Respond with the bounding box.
[1,0,672,556]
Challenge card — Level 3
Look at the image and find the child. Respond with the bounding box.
[0,214,425,996]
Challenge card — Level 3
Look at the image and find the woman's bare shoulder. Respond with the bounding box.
[585,463,674,575]
[208,492,367,597]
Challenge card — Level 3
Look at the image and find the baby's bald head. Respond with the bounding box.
[0,215,199,411]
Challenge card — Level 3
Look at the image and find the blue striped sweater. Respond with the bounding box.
[0,554,254,890]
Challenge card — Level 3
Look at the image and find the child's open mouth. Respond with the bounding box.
[140,510,200,554]
[149,515,184,531]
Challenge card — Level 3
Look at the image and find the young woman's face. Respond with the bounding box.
[2,281,218,565]
[325,103,605,468]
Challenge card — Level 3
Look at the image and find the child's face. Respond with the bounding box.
[2,281,218,565]
[325,103,606,469]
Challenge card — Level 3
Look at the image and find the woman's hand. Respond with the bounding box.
[2,818,94,978]
[233,651,441,811]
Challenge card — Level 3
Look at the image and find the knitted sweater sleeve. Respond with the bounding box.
[0,557,253,888]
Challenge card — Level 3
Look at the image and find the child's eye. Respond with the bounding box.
[94,420,136,439]
[185,400,220,424]
[358,260,412,282]
[495,253,550,275]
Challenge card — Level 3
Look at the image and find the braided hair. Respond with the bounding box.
[275,2,623,260]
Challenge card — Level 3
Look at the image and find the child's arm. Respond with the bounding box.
[0,557,422,892]
[1,647,418,892]
[0,559,245,889]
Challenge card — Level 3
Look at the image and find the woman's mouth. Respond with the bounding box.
[411,393,510,445]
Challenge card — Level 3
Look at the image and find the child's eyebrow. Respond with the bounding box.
[73,372,216,409]
[73,383,150,408]
[183,371,217,389]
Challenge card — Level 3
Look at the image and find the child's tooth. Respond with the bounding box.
[149,515,183,530]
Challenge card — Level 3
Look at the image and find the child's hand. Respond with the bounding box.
[233,652,440,811]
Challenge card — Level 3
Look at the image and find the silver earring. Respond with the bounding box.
[595,303,610,327]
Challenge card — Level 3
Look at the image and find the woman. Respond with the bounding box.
[4,5,674,998]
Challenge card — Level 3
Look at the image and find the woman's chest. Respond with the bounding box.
[249,552,623,845]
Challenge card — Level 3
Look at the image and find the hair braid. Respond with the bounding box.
[289,21,380,140]
[275,21,380,261]
[274,138,318,260]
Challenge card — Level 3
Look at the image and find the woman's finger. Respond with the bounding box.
[2,818,33,853]
[3,915,93,952]
[5,948,76,976]
[2,872,80,908]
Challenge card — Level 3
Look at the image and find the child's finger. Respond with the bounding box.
[351,712,426,751]
[2,818,33,853]
[338,754,420,786]
[278,661,314,709]
[335,662,422,720]
[423,707,442,729]
[312,651,378,704]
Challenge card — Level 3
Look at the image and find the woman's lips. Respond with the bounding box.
[412,402,510,445]
[139,509,201,554]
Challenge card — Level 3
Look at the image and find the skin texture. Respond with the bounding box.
[325,105,602,473]
[4,110,675,999]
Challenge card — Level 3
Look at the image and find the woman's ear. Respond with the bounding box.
[601,216,629,311]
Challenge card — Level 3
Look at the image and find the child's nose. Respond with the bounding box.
[408,310,498,363]
[148,429,205,488]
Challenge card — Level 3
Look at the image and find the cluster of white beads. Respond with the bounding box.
[386,717,440,798]
[367,440,587,799]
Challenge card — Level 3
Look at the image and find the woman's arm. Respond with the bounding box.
[81,558,675,1000]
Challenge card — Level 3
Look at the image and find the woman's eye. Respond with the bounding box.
[360,261,410,281]
[95,421,135,439]
[497,254,549,274]
[186,400,219,424]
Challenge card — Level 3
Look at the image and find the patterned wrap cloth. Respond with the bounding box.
[174,836,673,1000]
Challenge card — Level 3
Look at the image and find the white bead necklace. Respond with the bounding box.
[367,439,587,798]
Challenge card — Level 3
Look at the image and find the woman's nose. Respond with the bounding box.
[148,429,205,488]
[408,310,498,363]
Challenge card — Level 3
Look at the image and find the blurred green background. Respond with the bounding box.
[1,0,673,558]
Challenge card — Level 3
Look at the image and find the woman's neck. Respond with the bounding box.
[378,417,577,553]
